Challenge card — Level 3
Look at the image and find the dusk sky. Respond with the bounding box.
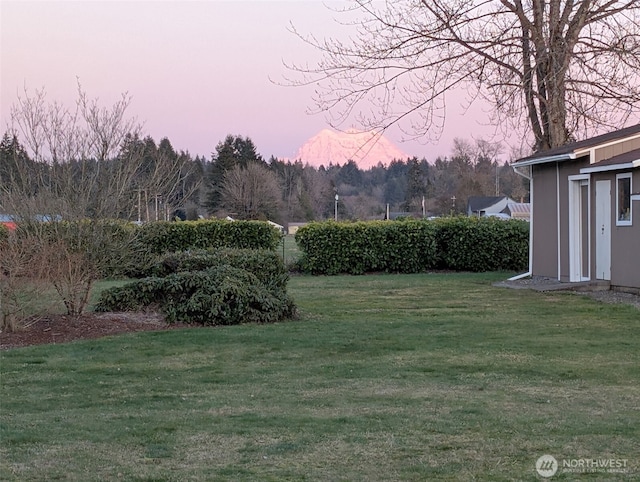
[1,1,504,163]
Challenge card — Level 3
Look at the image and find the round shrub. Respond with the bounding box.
[96,265,296,326]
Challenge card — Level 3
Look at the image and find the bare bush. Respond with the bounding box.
[40,239,97,316]
[0,234,49,332]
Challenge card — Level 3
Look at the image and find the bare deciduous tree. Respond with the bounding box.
[1,85,202,320]
[3,84,201,221]
[287,0,640,151]
[4,83,144,220]
[220,163,282,220]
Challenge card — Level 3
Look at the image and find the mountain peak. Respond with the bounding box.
[293,128,409,169]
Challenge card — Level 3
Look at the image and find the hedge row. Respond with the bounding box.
[294,221,438,275]
[294,217,528,274]
[434,217,529,272]
[96,265,296,325]
[14,219,283,277]
[137,220,282,254]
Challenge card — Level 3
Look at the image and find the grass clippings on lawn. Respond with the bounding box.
[1,272,639,481]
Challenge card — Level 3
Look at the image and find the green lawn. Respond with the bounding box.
[1,272,639,481]
[280,234,301,267]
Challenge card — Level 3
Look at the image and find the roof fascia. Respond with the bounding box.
[514,131,640,169]
[573,132,640,162]
[580,159,640,174]
[514,152,576,168]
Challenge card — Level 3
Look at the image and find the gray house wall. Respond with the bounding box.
[531,162,639,289]
[531,159,585,280]
[518,125,639,290]
[531,163,559,278]
[590,169,639,290]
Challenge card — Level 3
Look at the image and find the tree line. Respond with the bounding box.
[2,129,529,224]
[1,86,528,226]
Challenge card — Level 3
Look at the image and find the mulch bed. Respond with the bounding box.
[0,312,187,350]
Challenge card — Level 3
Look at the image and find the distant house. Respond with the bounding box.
[503,202,531,221]
[267,220,285,234]
[467,196,516,217]
[0,213,61,230]
[0,214,17,231]
[287,222,307,235]
[512,124,640,291]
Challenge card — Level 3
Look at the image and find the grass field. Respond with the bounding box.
[1,272,639,481]
[280,234,302,267]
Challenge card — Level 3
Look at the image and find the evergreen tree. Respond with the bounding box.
[205,135,264,213]
[0,132,36,197]
[403,157,427,212]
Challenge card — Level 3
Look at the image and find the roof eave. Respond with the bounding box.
[513,152,576,168]
[580,159,640,174]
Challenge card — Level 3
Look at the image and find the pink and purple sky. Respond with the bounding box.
[1,1,503,162]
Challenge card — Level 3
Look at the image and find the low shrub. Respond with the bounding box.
[149,248,289,292]
[95,265,296,326]
[11,219,140,315]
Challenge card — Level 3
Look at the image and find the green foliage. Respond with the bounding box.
[149,248,289,292]
[136,220,282,255]
[0,224,8,244]
[95,265,296,325]
[433,216,529,271]
[295,220,438,275]
[295,218,528,274]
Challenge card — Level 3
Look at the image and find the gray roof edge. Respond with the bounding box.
[513,152,576,167]
[513,124,640,165]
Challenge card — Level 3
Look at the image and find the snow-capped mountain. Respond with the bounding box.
[292,128,409,169]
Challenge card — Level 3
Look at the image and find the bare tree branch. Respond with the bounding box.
[285,0,640,151]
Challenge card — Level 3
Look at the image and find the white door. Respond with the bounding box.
[595,180,611,280]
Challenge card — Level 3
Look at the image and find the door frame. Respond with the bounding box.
[568,175,591,282]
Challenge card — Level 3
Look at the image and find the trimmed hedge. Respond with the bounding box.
[295,217,529,274]
[433,216,529,272]
[294,220,438,275]
[16,219,283,278]
[95,265,296,325]
[136,220,282,255]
